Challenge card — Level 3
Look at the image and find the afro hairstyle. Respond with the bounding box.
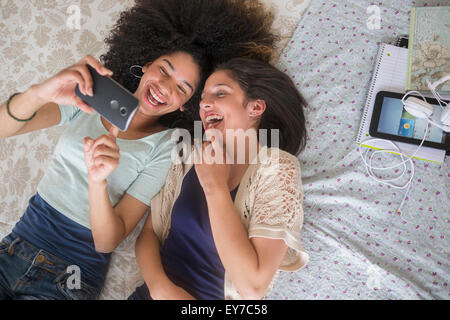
[100,0,277,131]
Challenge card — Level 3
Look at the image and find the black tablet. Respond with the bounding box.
[369,91,450,151]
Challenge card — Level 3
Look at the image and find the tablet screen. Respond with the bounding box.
[377,96,446,144]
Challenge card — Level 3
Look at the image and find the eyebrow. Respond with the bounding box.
[201,83,232,96]
[163,59,175,71]
[163,59,194,93]
[214,83,232,89]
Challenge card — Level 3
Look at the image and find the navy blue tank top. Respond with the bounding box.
[130,167,238,300]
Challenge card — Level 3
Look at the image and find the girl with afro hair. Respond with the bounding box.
[0,0,276,300]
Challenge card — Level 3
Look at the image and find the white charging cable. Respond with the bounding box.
[360,76,450,214]
[426,78,449,111]
[359,114,430,214]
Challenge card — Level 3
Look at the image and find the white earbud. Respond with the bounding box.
[403,97,433,118]
[402,90,450,133]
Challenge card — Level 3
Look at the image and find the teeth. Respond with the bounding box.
[206,115,224,123]
[148,86,165,104]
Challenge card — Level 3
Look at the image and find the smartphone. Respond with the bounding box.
[369,91,449,151]
[75,64,139,131]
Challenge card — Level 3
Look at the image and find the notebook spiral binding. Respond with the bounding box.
[395,35,409,48]
[356,44,386,143]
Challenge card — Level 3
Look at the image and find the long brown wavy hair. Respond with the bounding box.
[216,57,308,156]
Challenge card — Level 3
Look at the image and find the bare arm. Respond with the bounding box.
[0,55,113,138]
[0,86,61,138]
[194,141,288,300]
[84,126,150,253]
[88,180,150,253]
[85,134,194,299]
[135,213,196,300]
[204,186,287,299]
[89,173,196,298]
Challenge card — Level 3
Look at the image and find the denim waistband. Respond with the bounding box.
[12,193,110,289]
[2,232,99,288]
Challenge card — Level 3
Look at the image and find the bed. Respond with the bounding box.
[269,0,449,299]
[0,0,311,300]
[1,0,448,300]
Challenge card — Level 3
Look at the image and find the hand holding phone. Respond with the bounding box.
[34,55,114,115]
[75,64,140,131]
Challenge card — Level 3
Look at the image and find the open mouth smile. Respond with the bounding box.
[204,113,224,129]
[145,84,167,108]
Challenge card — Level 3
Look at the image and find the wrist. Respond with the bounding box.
[202,183,229,197]
[29,84,51,107]
[88,177,107,188]
[6,88,43,121]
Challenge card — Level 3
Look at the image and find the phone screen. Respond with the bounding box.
[377,96,446,144]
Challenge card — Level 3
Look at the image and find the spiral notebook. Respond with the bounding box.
[357,43,446,163]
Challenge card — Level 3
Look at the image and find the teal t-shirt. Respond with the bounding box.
[36,105,176,229]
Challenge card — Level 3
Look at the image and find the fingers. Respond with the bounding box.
[200,136,230,165]
[84,55,113,77]
[70,55,113,97]
[60,69,88,96]
[93,155,118,169]
[203,136,223,156]
[109,125,120,139]
[83,137,95,152]
[64,66,92,97]
[92,144,120,160]
[83,137,95,168]
[83,136,118,158]
[73,95,94,114]
[201,141,217,165]
[202,140,213,152]
[194,140,217,162]
[91,134,120,152]
[83,135,120,170]
[75,64,94,97]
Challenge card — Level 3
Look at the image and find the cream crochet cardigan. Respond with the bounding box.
[150,146,309,299]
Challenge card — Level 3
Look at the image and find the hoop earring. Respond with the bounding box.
[130,65,143,79]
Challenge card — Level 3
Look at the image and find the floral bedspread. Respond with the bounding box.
[268,0,449,299]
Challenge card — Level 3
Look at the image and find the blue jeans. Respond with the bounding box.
[0,233,101,300]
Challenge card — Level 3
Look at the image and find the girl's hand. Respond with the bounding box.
[34,55,113,114]
[194,137,231,194]
[84,125,120,183]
